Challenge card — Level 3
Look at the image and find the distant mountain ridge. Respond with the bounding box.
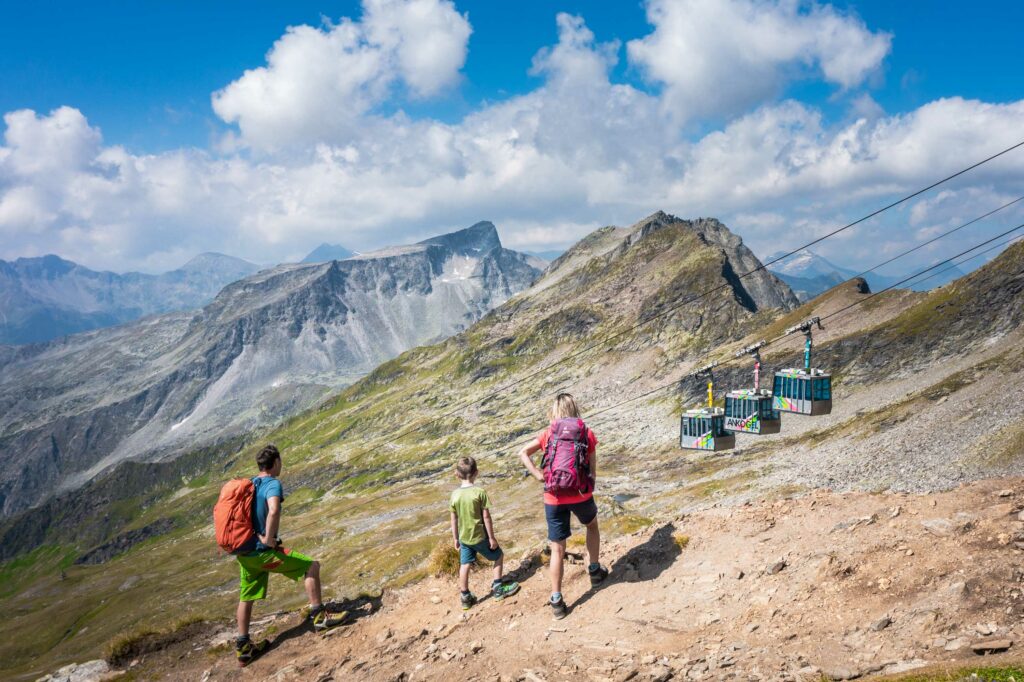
[0,252,262,344]
[0,221,542,516]
[768,248,966,301]
[301,243,355,263]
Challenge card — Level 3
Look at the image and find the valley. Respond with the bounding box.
[3,211,1024,680]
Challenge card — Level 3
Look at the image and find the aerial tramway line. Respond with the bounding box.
[678,315,831,451]
[266,140,1024,532]
[724,341,780,435]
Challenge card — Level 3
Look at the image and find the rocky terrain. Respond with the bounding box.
[0,252,262,344]
[3,210,1024,680]
[49,478,1024,682]
[0,221,542,517]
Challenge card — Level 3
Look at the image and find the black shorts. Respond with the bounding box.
[544,498,598,541]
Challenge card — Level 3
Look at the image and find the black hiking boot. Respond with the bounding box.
[235,637,270,667]
[550,596,567,620]
[588,563,609,587]
[461,592,478,610]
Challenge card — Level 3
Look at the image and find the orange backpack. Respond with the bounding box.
[214,478,256,554]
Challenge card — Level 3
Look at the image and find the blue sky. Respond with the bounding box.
[3,1,1021,151]
[1,0,1023,273]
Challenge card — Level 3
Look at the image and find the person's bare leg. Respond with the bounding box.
[492,554,503,583]
[459,562,471,593]
[304,561,322,607]
[585,517,601,566]
[237,601,253,637]
[549,540,566,596]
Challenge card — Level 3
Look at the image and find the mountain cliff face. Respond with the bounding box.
[0,253,262,344]
[0,222,541,517]
[11,212,1024,677]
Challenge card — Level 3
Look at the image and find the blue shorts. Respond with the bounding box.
[545,498,598,541]
[459,540,503,565]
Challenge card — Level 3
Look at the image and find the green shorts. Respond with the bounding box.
[236,548,315,602]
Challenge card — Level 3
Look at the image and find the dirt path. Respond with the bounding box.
[119,477,1024,681]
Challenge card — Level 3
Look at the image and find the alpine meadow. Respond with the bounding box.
[3,2,1024,681]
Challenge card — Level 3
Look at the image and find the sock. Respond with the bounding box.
[551,592,562,603]
[461,590,471,597]
[235,635,250,648]
[492,579,502,586]
[588,562,601,573]
[308,604,323,617]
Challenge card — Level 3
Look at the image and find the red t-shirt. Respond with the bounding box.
[537,423,598,505]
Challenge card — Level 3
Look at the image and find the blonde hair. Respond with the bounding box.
[549,392,581,420]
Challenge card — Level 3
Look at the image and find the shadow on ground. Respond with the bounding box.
[268,593,385,650]
[570,523,682,612]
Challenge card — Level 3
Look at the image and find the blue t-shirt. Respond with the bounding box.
[251,475,284,552]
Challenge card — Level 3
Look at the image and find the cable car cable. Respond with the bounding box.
[838,194,1024,285]
[280,148,1024,528]
[907,234,1023,290]
[310,207,1024,524]
[309,139,1024,471]
[820,221,1024,323]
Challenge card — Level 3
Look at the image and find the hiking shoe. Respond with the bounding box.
[550,596,567,620]
[461,592,478,610]
[235,638,269,667]
[588,564,609,587]
[492,581,521,601]
[310,607,347,632]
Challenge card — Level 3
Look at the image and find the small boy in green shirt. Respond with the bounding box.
[449,456,521,609]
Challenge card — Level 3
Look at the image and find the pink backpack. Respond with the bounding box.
[542,418,593,495]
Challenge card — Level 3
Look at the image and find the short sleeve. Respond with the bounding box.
[479,489,490,509]
[587,429,598,453]
[536,427,550,450]
[449,492,457,514]
[266,479,284,501]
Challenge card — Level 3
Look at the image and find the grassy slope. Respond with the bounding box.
[0,216,775,677]
[3,232,1022,678]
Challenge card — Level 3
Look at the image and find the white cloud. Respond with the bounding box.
[627,0,891,120]
[2,4,1024,279]
[211,0,470,152]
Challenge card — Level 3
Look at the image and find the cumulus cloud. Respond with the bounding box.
[211,0,470,152]
[2,2,1024,278]
[627,0,891,120]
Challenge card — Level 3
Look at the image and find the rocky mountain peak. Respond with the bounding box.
[419,221,501,255]
[6,254,79,278]
[302,243,355,263]
[177,252,259,274]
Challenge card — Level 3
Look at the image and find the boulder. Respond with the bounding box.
[36,660,115,682]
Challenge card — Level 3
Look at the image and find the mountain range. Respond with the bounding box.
[4,210,1024,678]
[768,248,965,301]
[0,221,542,517]
[0,252,263,345]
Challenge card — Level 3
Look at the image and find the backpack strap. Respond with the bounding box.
[575,420,592,492]
[540,421,556,471]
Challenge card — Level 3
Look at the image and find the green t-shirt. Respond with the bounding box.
[449,485,490,546]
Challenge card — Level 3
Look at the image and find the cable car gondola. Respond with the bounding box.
[772,317,832,416]
[724,341,781,435]
[680,362,736,452]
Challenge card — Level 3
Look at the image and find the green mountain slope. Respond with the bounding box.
[4,213,1023,678]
